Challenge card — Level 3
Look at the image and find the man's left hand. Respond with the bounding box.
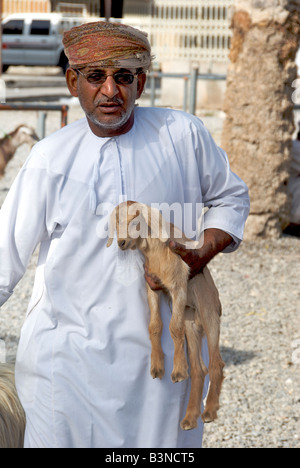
[144,228,233,289]
[168,228,233,280]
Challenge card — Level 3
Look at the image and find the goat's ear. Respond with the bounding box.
[145,206,169,243]
[106,208,116,247]
[106,237,114,248]
[127,204,150,240]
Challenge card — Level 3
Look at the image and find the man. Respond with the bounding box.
[0,22,249,448]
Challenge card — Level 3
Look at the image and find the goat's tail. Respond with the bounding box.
[0,364,26,448]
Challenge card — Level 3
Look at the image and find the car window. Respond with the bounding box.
[2,20,24,35]
[30,20,51,35]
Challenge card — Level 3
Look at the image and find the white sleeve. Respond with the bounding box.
[0,147,49,306]
[193,119,250,251]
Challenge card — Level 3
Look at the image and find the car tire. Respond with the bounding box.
[58,52,69,74]
[61,61,69,74]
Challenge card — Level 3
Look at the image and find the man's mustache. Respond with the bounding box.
[95,97,124,106]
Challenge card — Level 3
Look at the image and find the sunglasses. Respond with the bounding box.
[74,69,139,86]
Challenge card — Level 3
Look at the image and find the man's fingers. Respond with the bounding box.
[168,241,204,278]
[168,240,188,257]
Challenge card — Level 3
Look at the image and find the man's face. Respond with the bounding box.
[66,67,147,137]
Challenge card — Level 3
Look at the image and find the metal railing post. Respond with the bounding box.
[189,66,198,115]
[37,111,47,139]
[0,103,69,136]
[150,72,156,107]
[0,0,3,76]
[61,105,68,127]
[183,76,189,113]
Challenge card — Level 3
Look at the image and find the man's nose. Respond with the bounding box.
[100,76,119,98]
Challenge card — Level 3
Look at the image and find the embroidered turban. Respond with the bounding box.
[63,21,152,71]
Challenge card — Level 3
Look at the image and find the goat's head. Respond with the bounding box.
[106,201,169,251]
[14,125,39,148]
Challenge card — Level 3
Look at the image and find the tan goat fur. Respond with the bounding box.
[0,125,39,177]
[107,201,225,430]
[0,364,26,448]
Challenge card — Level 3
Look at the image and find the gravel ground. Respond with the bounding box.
[0,102,299,448]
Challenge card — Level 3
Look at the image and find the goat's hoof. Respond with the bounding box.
[151,367,165,380]
[180,417,198,431]
[201,409,218,423]
[171,369,189,383]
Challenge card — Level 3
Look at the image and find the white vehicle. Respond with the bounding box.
[1,13,86,73]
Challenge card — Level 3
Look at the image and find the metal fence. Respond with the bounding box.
[147,69,226,114]
[0,103,69,138]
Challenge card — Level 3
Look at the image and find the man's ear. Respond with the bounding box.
[66,68,79,97]
[136,72,147,99]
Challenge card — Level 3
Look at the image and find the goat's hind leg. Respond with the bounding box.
[191,270,225,423]
[147,285,165,379]
[200,304,224,423]
[201,327,224,423]
[180,308,207,430]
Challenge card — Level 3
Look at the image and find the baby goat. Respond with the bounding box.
[0,364,26,448]
[107,201,224,430]
[0,125,39,177]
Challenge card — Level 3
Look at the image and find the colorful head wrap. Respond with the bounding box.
[63,21,153,71]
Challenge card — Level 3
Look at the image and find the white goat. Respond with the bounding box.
[0,364,26,448]
[0,125,39,177]
[107,201,225,430]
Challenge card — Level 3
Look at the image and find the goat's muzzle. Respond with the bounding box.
[118,239,128,250]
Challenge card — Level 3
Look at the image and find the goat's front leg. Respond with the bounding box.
[147,285,165,379]
[169,287,189,383]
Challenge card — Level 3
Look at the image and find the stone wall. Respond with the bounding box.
[222,0,300,239]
